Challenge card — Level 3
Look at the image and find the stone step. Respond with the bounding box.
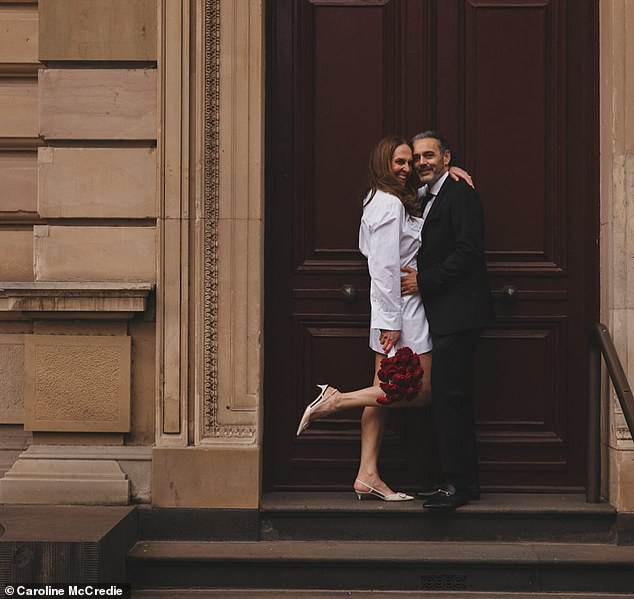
[0,505,136,585]
[137,493,623,544]
[260,492,620,544]
[127,539,634,594]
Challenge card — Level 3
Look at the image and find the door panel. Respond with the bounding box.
[266,0,435,490]
[463,0,559,262]
[265,0,598,492]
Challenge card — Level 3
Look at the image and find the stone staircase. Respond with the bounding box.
[127,493,634,596]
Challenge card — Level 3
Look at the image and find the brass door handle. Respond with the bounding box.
[501,284,518,304]
[340,284,358,304]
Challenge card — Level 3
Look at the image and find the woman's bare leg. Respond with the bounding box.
[303,351,432,495]
[352,351,432,495]
[311,351,432,418]
[353,354,391,494]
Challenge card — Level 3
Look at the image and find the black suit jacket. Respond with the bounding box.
[416,176,494,335]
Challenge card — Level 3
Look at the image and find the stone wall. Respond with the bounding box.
[0,1,39,467]
[0,0,157,504]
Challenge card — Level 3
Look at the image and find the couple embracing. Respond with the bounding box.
[297,131,494,510]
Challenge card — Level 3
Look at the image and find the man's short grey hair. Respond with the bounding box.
[412,130,451,154]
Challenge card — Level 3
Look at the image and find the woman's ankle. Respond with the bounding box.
[312,387,339,417]
[354,472,380,488]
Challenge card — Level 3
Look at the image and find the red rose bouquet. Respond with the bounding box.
[376,346,423,405]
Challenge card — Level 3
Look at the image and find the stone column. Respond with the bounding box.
[152,0,264,508]
[600,0,634,510]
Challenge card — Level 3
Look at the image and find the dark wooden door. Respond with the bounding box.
[264,0,598,492]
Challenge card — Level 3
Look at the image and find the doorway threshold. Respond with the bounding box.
[261,491,614,514]
[259,492,620,544]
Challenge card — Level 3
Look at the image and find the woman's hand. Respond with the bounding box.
[449,165,475,188]
[379,329,400,354]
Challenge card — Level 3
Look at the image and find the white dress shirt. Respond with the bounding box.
[359,189,432,356]
[419,170,450,225]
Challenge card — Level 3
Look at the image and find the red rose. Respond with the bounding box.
[380,382,399,394]
[375,347,423,405]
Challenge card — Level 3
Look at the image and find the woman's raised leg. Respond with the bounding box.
[309,351,432,419]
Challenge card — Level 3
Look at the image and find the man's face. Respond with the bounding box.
[413,138,451,187]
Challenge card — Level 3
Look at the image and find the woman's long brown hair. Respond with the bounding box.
[363,135,420,216]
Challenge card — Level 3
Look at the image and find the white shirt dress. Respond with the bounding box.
[359,189,432,356]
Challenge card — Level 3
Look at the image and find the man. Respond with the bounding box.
[401,131,494,509]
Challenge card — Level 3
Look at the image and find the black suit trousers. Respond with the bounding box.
[430,329,481,492]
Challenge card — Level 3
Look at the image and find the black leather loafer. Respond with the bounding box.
[417,482,480,501]
[423,483,469,510]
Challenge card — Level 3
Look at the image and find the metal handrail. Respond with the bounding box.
[587,322,634,502]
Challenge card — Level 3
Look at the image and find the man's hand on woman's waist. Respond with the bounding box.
[401,266,419,296]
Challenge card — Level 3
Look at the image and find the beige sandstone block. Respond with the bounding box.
[0,229,33,281]
[0,425,31,479]
[34,319,128,337]
[611,449,634,511]
[152,447,260,508]
[0,457,129,505]
[38,147,157,218]
[627,0,634,150]
[627,153,634,307]
[127,321,155,445]
[0,322,32,334]
[217,217,261,418]
[34,432,124,445]
[24,334,131,432]
[0,335,25,423]
[34,225,156,282]
[20,444,152,503]
[39,69,157,140]
[18,444,151,503]
[39,0,156,61]
[0,5,38,64]
[0,79,38,138]
[0,152,37,214]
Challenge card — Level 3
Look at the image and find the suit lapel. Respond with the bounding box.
[422,174,453,232]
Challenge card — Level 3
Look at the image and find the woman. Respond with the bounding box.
[296,135,471,501]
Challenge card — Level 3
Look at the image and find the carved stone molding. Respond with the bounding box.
[158,0,262,446]
[201,0,222,439]
[0,282,153,314]
[200,0,261,442]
